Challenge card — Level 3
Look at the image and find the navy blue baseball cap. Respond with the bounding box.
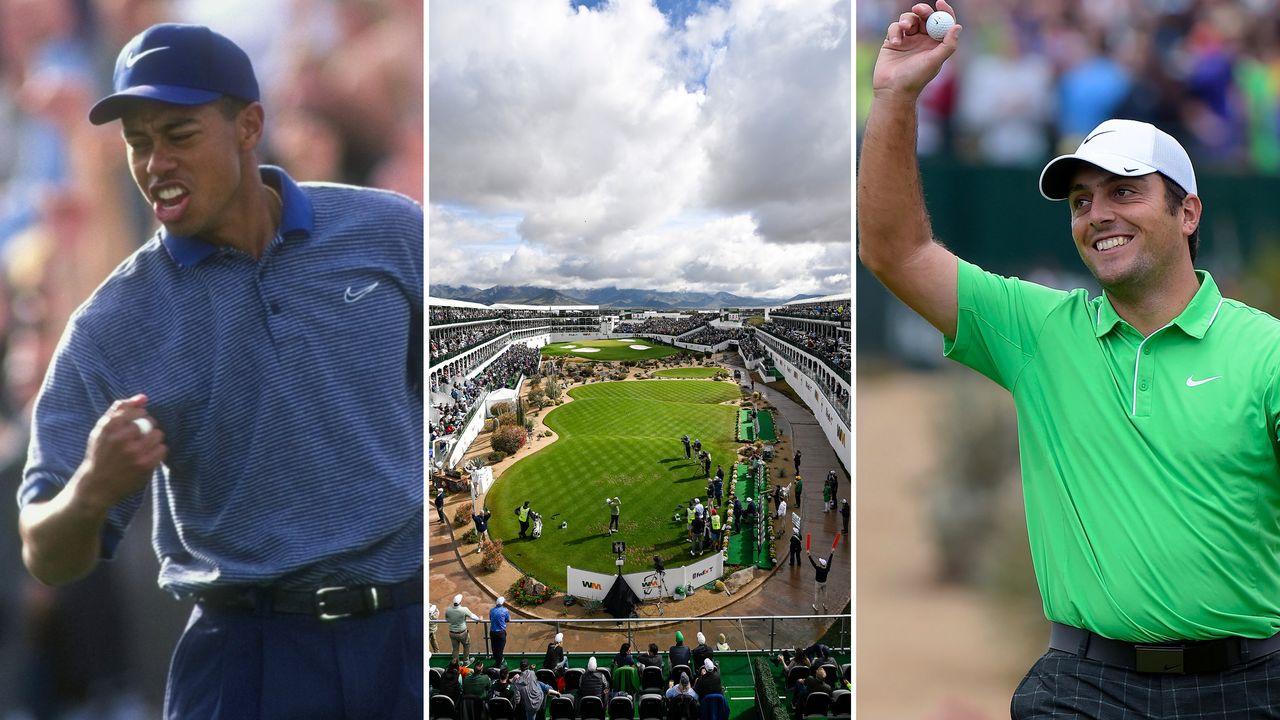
[89,23,260,125]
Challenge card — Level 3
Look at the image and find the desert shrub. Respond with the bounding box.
[487,451,508,464]
[497,412,518,427]
[479,539,505,572]
[507,575,554,606]
[492,425,526,455]
[490,402,513,417]
[453,504,473,527]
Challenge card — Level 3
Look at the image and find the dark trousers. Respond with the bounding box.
[684,446,691,458]
[1012,649,1280,719]
[165,600,422,719]
[491,630,507,668]
[788,544,801,566]
[609,515,619,532]
[519,520,529,538]
[435,505,447,523]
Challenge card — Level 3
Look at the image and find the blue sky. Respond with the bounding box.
[429,0,851,297]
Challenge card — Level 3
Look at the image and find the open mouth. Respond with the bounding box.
[152,184,190,224]
[1094,235,1132,251]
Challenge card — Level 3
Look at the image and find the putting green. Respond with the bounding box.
[485,380,742,590]
[654,367,722,379]
[540,338,682,361]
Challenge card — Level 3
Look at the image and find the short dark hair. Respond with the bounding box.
[649,643,659,654]
[1160,174,1199,262]
[214,95,250,120]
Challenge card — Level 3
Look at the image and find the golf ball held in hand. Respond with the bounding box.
[927,11,954,41]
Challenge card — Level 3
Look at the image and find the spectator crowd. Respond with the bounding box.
[430,321,510,362]
[771,302,850,323]
[857,0,1280,173]
[615,315,710,337]
[430,306,505,325]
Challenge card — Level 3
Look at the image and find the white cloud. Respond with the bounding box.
[428,0,850,297]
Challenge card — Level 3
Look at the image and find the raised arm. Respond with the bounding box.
[857,1,963,338]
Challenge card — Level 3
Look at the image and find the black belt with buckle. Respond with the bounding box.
[196,575,423,621]
[1049,622,1280,674]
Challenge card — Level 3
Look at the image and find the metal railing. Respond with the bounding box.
[428,614,850,659]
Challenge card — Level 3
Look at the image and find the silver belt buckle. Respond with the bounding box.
[316,586,381,621]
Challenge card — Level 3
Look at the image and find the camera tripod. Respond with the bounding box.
[653,569,671,616]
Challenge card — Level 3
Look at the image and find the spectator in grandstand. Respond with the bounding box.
[668,631,692,683]
[716,634,731,652]
[606,496,621,535]
[691,633,714,670]
[808,550,834,613]
[542,632,567,671]
[447,594,481,664]
[799,667,832,705]
[514,659,558,720]
[613,642,636,668]
[637,643,665,671]
[489,597,510,669]
[664,673,699,702]
[438,661,463,705]
[492,666,515,704]
[803,642,834,666]
[461,659,492,717]
[578,656,611,703]
[693,658,722,698]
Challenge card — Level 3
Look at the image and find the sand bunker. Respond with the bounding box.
[616,338,637,342]
[561,345,578,349]
[574,348,602,353]
[629,344,652,350]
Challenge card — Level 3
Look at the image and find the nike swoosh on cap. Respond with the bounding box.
[125,46,169,68]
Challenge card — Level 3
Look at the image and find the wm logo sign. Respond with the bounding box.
[581,581,602,590]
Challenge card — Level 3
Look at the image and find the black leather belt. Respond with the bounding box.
[196,576,423,621]
[1049,622,1280,674]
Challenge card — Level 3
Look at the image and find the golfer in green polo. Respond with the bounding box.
[861,3,1280,717]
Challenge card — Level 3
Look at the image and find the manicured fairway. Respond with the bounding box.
[654,367,721,378]
[540,338,682,361]
[485,380,742,589]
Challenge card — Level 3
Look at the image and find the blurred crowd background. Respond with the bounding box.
[0,0,421,717]
[858,0,1280,172]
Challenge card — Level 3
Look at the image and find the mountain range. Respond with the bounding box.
[428,285,820,310]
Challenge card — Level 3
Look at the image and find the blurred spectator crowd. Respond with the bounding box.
[430,306,505,325]
[772,301,850,323]
[428,344,540,446]
[682,325,747,348]
[430,321,510,362]
[857,0,1280,172]
[760,322,852,378]
[615,315,710,337]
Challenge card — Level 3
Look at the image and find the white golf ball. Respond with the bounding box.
[927,11,955,42]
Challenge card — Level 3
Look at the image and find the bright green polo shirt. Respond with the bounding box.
[945,259,1280,642]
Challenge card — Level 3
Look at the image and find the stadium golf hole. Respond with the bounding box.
[483,378,741,591]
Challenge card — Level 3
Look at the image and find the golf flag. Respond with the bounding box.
[832,533,841,549]
[805,533,810,551]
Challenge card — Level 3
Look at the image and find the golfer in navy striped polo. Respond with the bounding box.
[16,24,422,719]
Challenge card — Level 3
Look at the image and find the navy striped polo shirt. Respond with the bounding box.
[19,167,423,594]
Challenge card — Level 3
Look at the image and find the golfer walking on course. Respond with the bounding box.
[863,2,1280,716]
[16,23,422,719]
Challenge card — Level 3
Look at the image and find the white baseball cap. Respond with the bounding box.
[496,596,505,606]
[1039,119,1197,201]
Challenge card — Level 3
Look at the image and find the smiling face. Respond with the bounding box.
[1067,166,1200,296]
[120,98,262,243]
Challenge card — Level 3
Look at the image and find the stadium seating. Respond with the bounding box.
[786,665,811,687]
[488,696,516,720]
[550,695,577,720]
[609,695,635,720]
[565,667,585,692]
[830,689,851,718]
[666,693,699,720]
[801,690,830,717]
[699,693,730,720]
[579,695,607,720]
[640,666,665,693]
[638,693,665,720]
[431,695,457,720]
[538,668,556,686]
